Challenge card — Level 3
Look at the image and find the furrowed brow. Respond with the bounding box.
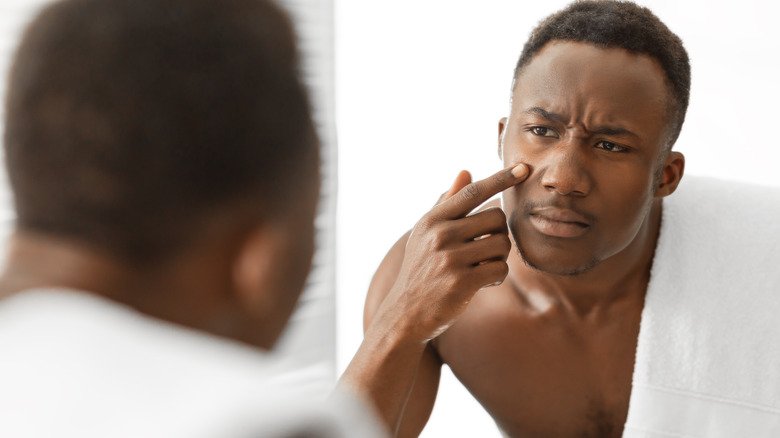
[590,126,640,139]
[523,107,567,124]
[524,107,639,139]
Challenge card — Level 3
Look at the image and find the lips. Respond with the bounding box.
[528,207,591,238]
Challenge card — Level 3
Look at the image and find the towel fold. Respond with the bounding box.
[623,176,780,437]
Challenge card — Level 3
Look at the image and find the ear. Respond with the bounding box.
[655,151,685,197]
[231,224,281,320]
[498,117,508,160]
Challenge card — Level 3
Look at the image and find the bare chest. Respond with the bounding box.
[435,295,642,437]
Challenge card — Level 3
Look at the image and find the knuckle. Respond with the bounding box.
[498,168,515,185]
[491,208,507,222]
[478,207,506,227]
[430,234,445,251]
[443,274,459,292]
[495,262,510,278]
[417,214,433,231]
[487,170,511,191]
[440,251,458,268]
[500,234,511,250]
[429,226,451,250]
[433,272,458,296]
[461,182,481,201]
[440,224,458,242]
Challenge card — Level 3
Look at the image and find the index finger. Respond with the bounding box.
[431,163,529,220]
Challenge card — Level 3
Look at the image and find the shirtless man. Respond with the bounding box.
[341,1,689,436]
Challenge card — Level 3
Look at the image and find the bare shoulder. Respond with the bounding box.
[363,230,410,330]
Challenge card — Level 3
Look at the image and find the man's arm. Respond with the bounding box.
[340,164,529,436]
[364,231,442,438]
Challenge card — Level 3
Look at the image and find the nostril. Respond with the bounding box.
[539,159,591,196]
[543,182,586,197]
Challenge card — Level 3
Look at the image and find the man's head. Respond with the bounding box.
[511,1,690,149]
[498,0,688,276]
[3,0,319,347]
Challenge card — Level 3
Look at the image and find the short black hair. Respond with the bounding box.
[512,0,690,147]
[4,0,317,264]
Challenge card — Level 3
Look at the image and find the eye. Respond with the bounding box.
[595,140,628,153]
[529,126,558,138]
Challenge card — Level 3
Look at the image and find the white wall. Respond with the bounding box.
[0,1,52,251]
[335,1,780,436]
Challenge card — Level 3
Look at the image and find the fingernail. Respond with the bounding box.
[511,163,528,178]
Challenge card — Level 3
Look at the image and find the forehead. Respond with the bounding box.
[513,41,670,130]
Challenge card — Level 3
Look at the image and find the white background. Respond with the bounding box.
[335,1,780,436]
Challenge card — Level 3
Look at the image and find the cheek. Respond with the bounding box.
[500,183,525,213]
[597,177,655,245]
[501,135,551,181]
[502,137,530,166]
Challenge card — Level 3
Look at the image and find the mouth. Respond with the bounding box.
[528,208,591,238]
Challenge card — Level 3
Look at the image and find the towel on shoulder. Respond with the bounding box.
[624,176,780,437]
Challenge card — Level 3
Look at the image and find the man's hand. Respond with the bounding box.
[340,163,529,435]
[367,163,530,345]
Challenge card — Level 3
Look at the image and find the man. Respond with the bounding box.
[1,0,774,436]
[0,0,525,436]
[0,0,388,436]
[354,1,780,437]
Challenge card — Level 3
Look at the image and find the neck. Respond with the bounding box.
[509,199,662,317]
[0,230,230,336]
[0,231,143,298]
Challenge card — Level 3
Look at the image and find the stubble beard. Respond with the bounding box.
[508,213,600,277]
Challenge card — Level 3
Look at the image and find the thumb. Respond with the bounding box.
[437,170,472,205]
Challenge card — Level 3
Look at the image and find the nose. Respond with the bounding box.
[539,143,592,197]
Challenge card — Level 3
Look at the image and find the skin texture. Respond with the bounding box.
[358,41,685,437]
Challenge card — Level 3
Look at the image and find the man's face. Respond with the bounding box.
[500,41,671,276]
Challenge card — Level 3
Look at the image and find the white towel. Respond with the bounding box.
[623,176,780,437]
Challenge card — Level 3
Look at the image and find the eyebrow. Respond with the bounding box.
[524,107,566,124]
[523,106,640,139]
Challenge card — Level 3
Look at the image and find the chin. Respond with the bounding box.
[509,217,601,277]
[516,242,600,276]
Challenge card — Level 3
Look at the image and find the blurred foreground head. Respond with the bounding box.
[3,0,320,349]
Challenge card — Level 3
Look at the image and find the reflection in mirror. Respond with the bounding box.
[337,1,780,437]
